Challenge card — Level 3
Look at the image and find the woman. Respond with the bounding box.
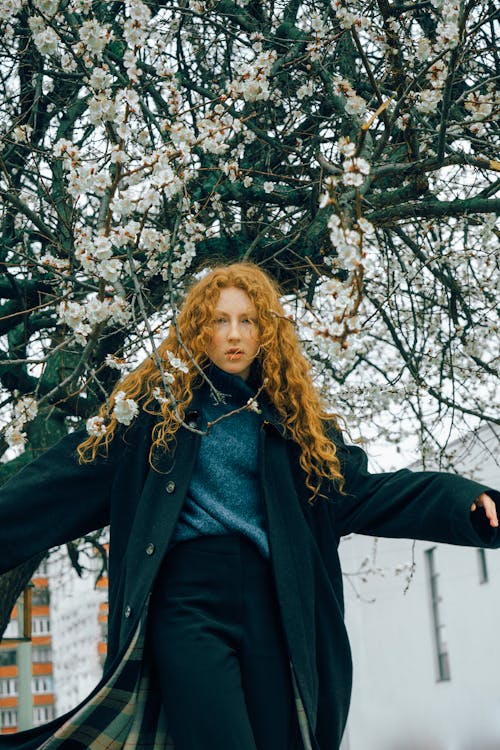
[0,262,498,750]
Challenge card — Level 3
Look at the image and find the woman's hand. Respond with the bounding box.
[471,492,499,528]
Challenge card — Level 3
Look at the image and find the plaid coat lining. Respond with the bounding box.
[39,621,149,750]
[35,617,312,750]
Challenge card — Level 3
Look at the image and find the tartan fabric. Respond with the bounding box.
[37,619,174,750]
[31,616,310,750]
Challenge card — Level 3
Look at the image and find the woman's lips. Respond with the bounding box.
[226,349,243,360]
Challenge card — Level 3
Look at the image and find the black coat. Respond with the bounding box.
[0,392,499,750]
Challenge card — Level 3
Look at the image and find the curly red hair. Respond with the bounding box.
[78,262,343,499]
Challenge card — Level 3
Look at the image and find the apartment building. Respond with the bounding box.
[0,560,55,733]
[48,551,108,716]
[0,547,109,733]
[339,424,500,750]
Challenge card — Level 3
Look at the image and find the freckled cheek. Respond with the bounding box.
[205,333,221,358]
[249,331,260,354]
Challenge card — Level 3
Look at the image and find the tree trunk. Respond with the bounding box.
[0,554,45,640]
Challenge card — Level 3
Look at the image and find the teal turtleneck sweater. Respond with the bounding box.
[170,365,270,558]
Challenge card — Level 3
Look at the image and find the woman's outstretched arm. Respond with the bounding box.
[0,428,124,574]
[330,436,500,548]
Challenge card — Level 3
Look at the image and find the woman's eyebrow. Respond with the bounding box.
[213,309,256,316]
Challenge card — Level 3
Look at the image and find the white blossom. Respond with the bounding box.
[11,125,33,144]
[92,236,113,261]
[14,396,38,423]
[88,67,113,91]
[86,415,107,436]
[0,0,24,16]
[53,138,80,160]
[436,18,459,50]
[342,157,370,186]
[60,51,77,71]
[58,300,86,329]
[105,354,128,370]
[465,92,495,120]
[79,19,112,56]
[345,94,367,117]
[337,137,356,157]
[297,80,314,100]
[246,397,261,414]
[357,217,375,236]
[427,59,447,89]
[98,258,123,282]
[229,50,277,103]
[332,2,357,29]
[416,37,432,62]
[33,0,59,12]
[74,322,92,344]
[327,213,341,230]
[5,425,27,449]
[396,114,410,131]
[111,194,136,217]
[153,386,171,404]
[415,88,442,113]
[109,297,130,325]
[39,252,70,271]
[87,297,113,325]
[113,391,139,425]
[319,191,332,209]
[88,92,117,124]
[32,26,59,56]
[166,351,189,373]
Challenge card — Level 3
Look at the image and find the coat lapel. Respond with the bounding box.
[259,424,320,735]
[119,403,202,643]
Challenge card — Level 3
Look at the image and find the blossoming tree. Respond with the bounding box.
[0,0,498,629]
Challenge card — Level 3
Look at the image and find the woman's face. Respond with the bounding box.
[206,286,260,381]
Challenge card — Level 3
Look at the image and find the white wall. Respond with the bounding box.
[340,425,500,750]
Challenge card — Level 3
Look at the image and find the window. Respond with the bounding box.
[0,650,17,667]
[0,710,18,729]
[0,679,18,696]
[477,548,488,584]
[31,617,50,635]
[31,676,53,694]
[32,646,52,663]
[426,547,451,681]
[32,587,50,606]
[33,706,55,726]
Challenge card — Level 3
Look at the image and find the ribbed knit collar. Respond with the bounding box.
[204,363,257,407]
[193,362,287,438]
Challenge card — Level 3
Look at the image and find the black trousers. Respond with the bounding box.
[148,535,302,750]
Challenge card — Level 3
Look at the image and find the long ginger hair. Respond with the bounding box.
[78,262,344,499]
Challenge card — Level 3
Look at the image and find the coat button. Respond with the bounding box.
[165,480,176,494]
[186,411,199,429]
[124,605,132,619]
[146,543,155,556]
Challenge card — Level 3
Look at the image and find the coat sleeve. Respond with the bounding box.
[0,428,125,575]
[331,435,500,548]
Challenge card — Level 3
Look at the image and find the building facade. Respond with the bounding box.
[0,549,108,733]
[339,425,500,750]
[0,560,55,733]
[47,549,108,717]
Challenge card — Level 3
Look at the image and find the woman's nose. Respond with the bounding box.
[227,320,241,339]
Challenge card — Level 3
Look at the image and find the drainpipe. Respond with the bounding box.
[16,587,33,731]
